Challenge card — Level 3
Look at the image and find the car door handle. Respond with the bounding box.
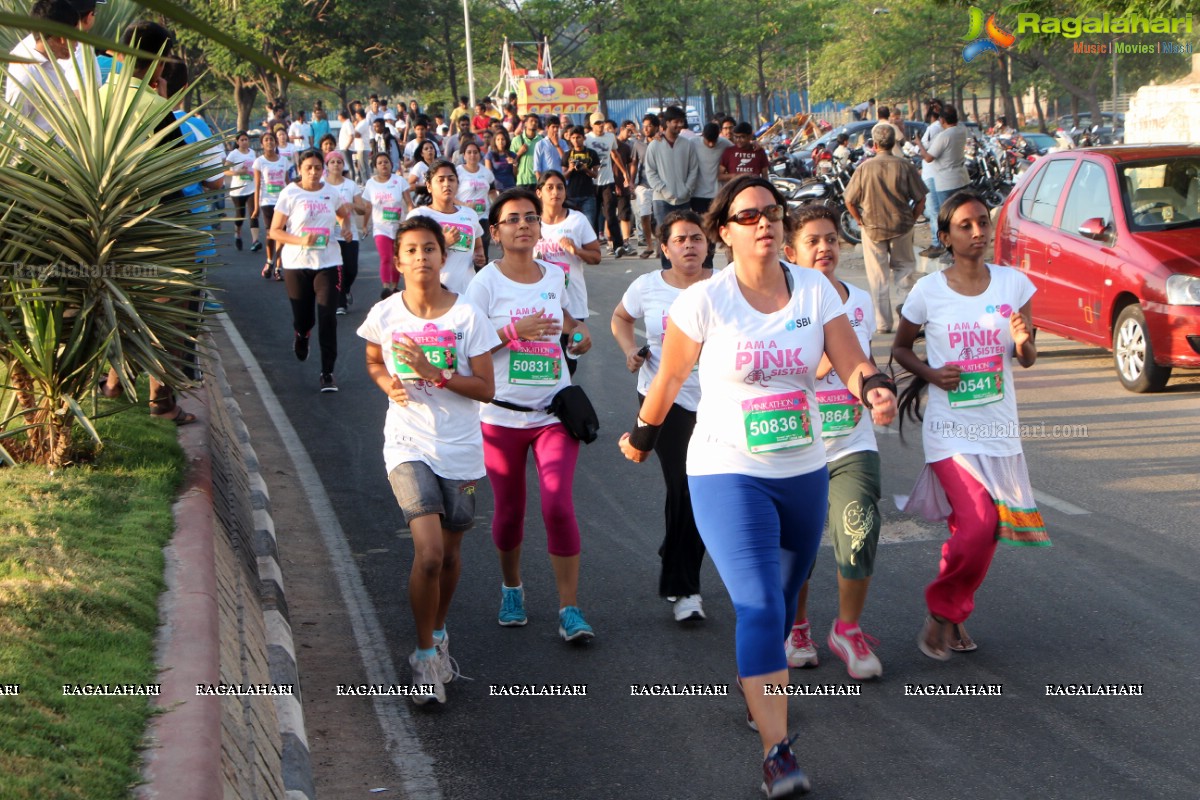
[1047,242,1061,257]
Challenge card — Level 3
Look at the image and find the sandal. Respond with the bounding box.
[917,615,951,661]
[261,262,273,279]
[948,623,978,653]
[149,390,197,427]
[273,264,283,282]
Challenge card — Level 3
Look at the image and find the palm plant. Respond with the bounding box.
[0,55,219,467]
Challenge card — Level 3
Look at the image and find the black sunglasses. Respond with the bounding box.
[726,204,785,226]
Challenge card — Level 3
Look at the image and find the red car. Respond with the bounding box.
[994,144,1200,392]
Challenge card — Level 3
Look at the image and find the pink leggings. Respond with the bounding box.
[926,458,1000,624]
[375,234,398,285]
[482,422,581,557]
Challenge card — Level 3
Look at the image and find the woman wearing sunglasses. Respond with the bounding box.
[464,188,595,644]
[619,175,897,799]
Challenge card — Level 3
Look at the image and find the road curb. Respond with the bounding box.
[138,346,314,800]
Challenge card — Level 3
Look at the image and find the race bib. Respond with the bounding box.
[443,222,474,252]
[549,260,570,290]
[471,199,487,214]
[391,328,456,379]
[948,355,1004,408]
[742,390,813,453]
[266,181,283,195]
[816,389,861,438]
[302,227,329,249]
[508,340,562,385]
[382,206,401,222]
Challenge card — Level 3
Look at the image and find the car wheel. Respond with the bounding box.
[1113,304,1171,393]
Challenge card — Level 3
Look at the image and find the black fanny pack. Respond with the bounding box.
[491,385,599,444]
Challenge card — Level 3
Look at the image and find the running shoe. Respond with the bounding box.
[498,584,527,627]
[250,240,263,252]
[293,333,309,362]
[335,306,347,316]
[433,632,460,684]
[261,263,273,279]
[319,373,338,393]
[785,622,819,669]
[344,292,353,308]
[918,245,946,258]
[558,606,594,642]
[761,735,811,797]
[638,248,654,259]
[673,594,706,622]
[407,650,445,705]
[827,623,882,680]
[234,236,243,251]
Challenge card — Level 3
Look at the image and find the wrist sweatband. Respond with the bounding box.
[859,373,897,410]
[504,322,521,348]
[627,416,661,452]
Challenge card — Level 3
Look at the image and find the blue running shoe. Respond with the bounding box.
[558,606,594,642]
[761,736,810,797]
[498,584,527,627]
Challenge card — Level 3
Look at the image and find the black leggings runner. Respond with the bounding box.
[231,194,259,231]
[337,240,359,304]
[283,266,339,374]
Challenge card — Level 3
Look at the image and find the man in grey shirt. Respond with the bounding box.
[644,106,699,267]
[916,103,968,256]
[690,122,730,269]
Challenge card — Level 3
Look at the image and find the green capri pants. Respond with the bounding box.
[824,450,882,580]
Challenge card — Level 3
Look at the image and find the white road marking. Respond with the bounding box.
[219,314,441,799]
[1033,490,1090,516]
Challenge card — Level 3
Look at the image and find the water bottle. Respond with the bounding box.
[565,331,585,362]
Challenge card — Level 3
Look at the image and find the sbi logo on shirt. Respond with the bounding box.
[785,317,812,332]
[541,292,557,300]
[986,304,1013,318]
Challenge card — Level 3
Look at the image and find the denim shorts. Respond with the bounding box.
[387,461,478,532]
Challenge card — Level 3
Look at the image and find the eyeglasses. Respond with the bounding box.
[496,213,541,226]
[726,204,785,226]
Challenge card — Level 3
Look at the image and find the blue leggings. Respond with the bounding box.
[689,470,829,677]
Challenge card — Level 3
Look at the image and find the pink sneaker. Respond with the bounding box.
[785,623,819,669]
[828,622,882,680]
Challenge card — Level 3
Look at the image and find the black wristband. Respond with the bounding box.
[859,373,897,410]
[627,417,661,451]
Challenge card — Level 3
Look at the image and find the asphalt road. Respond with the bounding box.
[210,228,1200,800]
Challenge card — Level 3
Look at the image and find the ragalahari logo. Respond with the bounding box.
[963,7,1016,62]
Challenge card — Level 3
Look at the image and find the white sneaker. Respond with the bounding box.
[673,594,706,622]
[408,650,446,705]
[433,632,458,685]
[827,622,883,680]
[785,623,819,668]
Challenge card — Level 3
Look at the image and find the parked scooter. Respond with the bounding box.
[791,154,861,245]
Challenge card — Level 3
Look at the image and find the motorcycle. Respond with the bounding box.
[791,158,861,245]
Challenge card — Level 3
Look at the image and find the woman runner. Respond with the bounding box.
[251,132,288,279]
[357,215,498,705]
[619,176,896,798]
[533,169,601,377]
[610,210,712,623]
[322,151,369,314]
[782,205,885,680]
[361,152,413,300]
[485,129,516,191]
[892,190,1048,660]
[269,149,353,392]
[464,188,595,643]
[407,161,484,295]
[225,131,261,252]
[455,141,497,261]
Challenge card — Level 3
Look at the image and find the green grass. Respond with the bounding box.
[0,390,186,799]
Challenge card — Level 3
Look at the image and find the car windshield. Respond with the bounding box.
[1119,157,1200,231]
[1024,133,1056,151]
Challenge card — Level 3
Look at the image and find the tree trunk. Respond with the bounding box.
[233,77,258,133]
[337,84,348,115]
[988,61,996,125]
[971,92,980,127]
[756,42,768,121]
[998,53,1018,128]
[1070,95,1080,129]
[440,11,459,105]
[702,84,714,121]
[1032,84,1048,134]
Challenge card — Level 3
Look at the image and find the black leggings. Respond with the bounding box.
[638,393,705,597]
[231,194,259,231]
[337,240,359,303]
[284,267,339,374]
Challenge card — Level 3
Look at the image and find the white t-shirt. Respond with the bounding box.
[464,261,571,429]
[404,138,443,162]
[586,131,616,185]
[356,295,499,478]
[901,265,1036,463]
[326,180,363,241]
[226,149,257,196]
[353,119,371,153]
[277,142,296,163]
[336,119,354,150]
[920,121,943,181]
[5,35,67,134]
[620,270,704,412]
[274,183,344,271]
[534,210,597,320]
[362,175,411,239]
[670,262,845,479]
[61,42,102,93]
[252,154,289,207]
[407,206,483,294]
[815,281,878,461]
[407,161,431,189]
[456,165,495,219]
[288,120,312,149]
